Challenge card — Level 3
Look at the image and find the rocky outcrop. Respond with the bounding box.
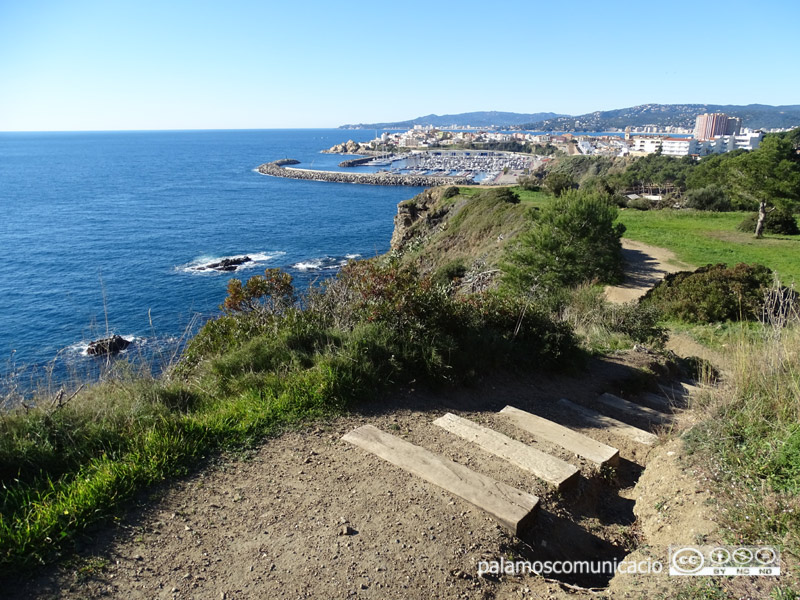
[256,161,473,187]
[273,159,300,166]
[322,140,367,154]
[390,188,455,251]
[87,335,131,356]
[195,256,252,272]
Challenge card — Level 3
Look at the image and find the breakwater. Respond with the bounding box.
[257,161,474,187]
[338,156,374,167]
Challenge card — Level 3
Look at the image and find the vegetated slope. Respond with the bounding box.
[389,186,532,287]
[340,111,566,129]
[521,103,800,131]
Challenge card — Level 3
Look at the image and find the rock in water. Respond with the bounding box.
[87,335,131,356]
[198,256,252,272]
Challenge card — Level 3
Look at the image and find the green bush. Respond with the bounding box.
[737,210,800,235]
[684,185,732,212]
[503,189,626,296]
[441,186,460,199]
[641,263,774,323]
[626,197,651,211]
[432,258,468,287]
[517,175,540,191]
[562,285,666,351]
[484,187,520,204]
[543,171,576,197]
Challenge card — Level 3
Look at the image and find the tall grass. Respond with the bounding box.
[685,284,800,554]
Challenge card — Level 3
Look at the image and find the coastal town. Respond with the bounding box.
[254,112,790,187]
[329,112,773,158]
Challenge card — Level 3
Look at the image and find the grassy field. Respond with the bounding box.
[616,208,800,283]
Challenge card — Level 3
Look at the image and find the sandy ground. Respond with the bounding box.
[6,351,693,600]
[604,239,694,304]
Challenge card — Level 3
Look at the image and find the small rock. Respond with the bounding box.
[339,525,356,536]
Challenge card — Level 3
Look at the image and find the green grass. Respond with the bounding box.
[513,187,550,207]
[616,209,800,283]
[455,186,548,207]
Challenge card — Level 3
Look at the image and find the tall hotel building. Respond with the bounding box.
[694,113,742,140]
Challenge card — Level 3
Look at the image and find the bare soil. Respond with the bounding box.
[604,239,694,304]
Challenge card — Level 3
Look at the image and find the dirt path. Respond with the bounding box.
[604,239,694,304]
[7,352,677,600]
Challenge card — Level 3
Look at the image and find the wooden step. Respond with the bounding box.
[342,425,539,536]
[557,399,659,446]
[499,406,619,468]
[679,381,702,394]
[658,381,699,398]
[640,392,674,412]
[433,413,579,490]
[597,393,671,424]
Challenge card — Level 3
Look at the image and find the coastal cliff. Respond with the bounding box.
[388,186,532,289]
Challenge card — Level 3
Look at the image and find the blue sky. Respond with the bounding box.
[1,0,798,131]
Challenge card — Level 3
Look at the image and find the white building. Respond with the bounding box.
[661,137,697,157]
[631,136,663,154]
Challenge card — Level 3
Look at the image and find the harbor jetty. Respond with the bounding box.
[256,160,474,187]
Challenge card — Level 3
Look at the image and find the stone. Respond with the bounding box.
[86,335,131,356]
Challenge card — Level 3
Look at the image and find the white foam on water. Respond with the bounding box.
[291,254,362,272]
[178,251,285,274]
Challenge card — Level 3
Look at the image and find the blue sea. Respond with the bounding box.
[0,129,423,394]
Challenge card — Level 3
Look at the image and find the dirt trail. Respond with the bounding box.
[604,239,694,304]
[7,352,682,600]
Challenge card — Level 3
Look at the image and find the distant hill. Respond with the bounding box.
[520,104,800,131]
[339,111,566,130]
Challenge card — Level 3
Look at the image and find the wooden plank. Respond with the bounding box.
[557,399,659,446]
[679,381,702,394]
[597,393,671,424]
[342,425,539,536]
[640,392,674,412]
[433,413,579,490]
[499,406,619,468]
[658,381,699,398]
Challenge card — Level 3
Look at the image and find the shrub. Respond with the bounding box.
[543,171,576,197]
[641,263,774,323]
[503,189,626,296]
[484,187,520,204]
[684,185,732,212]
[432,258,468,287]
[626,197,651,211]
[223,268,296,313]
[517,175,540,191]
[737,209,799,235]
[561,285,666,351]
[441,186,460,199]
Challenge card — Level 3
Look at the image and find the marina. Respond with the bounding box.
[352,150,535,183]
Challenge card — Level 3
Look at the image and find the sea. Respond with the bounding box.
[0,129,423,397]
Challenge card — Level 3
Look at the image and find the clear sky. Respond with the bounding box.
[1,0,798,131]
